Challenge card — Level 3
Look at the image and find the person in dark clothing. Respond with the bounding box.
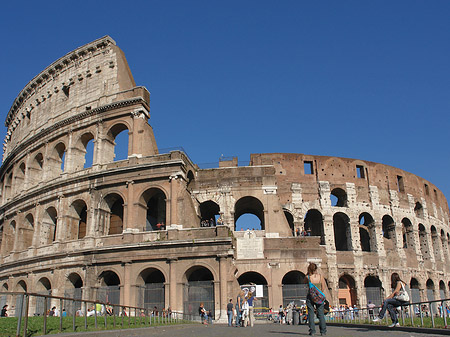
[227,299,234,326]
[1,305,8,317]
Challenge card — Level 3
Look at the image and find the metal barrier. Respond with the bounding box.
[0,291,192,337]
[327,298,449,329]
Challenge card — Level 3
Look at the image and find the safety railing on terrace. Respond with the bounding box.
[328,298,450,329]
[0,291,193,337]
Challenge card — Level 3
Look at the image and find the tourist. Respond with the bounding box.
[367,301,375,319]
[1,305,7,317]
[227,298,234,326]
[305,262,330,336]
[247,291,257,327]
[372,273,409,327]
[235,290,244,327]
[199,302,208,325]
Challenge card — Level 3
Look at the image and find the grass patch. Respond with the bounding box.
[330,316,450,329]
[0,316,193,337]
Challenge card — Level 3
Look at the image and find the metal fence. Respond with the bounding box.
[327,297,450,329]
[0,291,191,337]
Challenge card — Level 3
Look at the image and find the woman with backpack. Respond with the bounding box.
[305,263,330,336]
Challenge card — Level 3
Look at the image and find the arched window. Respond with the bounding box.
[29,153,44,186]
[333,212,351,251]
[41,207,57,245]
[282,271,307,307]
[359,213,375,252]
[330,188,347,207]
[138,268,166,311]
[69,200,88,240]
[418,224,431,260]
[18,214,34,251]
[238,272,268,309]
[284,211,294,235]
[304,209,325,244]
[97,271,121,305]
[401,218,414,249]
[234,196,264,231]
[431,226,441,261]
[414,202,424,218]
[103,194,124,235]
[71,132,95,171]
[35,278,51,316]
[200,200,220,227]
[184,266,215,320]
[65,273,83,314]
[105,124,129,163]
[141,188,167,231]
[410,278,420,304]
[339,275,357,306]
[364,276,382,306]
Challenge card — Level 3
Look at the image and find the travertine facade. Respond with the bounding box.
[0,36,449,320]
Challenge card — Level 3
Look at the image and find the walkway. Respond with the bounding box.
[50,323,446,337]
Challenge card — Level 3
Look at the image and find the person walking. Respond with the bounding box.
[305,262,330,336]
[373,273,409,327]
[235,290,244,327]
[247,291,257,327]
[227,299,234,326]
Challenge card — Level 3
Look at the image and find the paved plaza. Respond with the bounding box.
[51,323,444,337]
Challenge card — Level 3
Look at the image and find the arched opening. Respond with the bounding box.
[138,268,166,312]
[4,172,13,200]
[183,266,215,320]
[15,280,27,317]
[402,218,414,249]
[382,215,396,250]
[186,170,195,191]
[18,214,34,251]
[330,188,347,207]
[4,220,16,253]
[105,124,129,162]
[364,276,382,306]
[142,188,167,231]
[304,209,325,244]
[83,135,95,169]
[441,230,448,260]
[64,273,83,315]
[14,162,26,193]
[97,271,121,305]
[51,142,66,175]
[238,272,268,309]
[339,275,357,306]
[410,278,421,304]
[0,283,8,310]
[414,202,424,218]
[102,194,124,235]
[284,211,295,236]
[200,200,220,227]
[69,200,87,240]
[35,278,51,316]
[29,153,44,186]
[426,279,437,313]
[41,207,57,245]
[282,271,307,307]
[419,224,431,260]
[333,212,351,251]
[431,226,441,261]
[359,213,375,252]
[234,196,264,231]
[439,280,446,300]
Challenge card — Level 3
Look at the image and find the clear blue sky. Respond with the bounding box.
[1,1,449,208]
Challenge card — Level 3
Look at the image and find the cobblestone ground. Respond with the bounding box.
[52,323,439,337]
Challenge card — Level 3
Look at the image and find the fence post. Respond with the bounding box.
[94,303,98,328]
[43,296,48,335]
[128,307,131,328]
[59,298,63,332]
[104,304,107,328]
[443,300,448,328]
[430,301,435,328]
[73,299,76,331]
[409,304,414,327]
[16,294,24,337]
[22,294,29,337]
[84,301,87,330]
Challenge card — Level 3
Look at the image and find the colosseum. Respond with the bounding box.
[0,36,449,320]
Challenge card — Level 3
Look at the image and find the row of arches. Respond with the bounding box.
[1,123,129,203]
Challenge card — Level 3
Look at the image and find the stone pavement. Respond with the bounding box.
[50,323,445,337]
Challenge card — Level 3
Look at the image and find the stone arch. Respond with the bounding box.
[382,215,397,250]
[41,207,57,245]
[4,171,13,200]
[234,196,265,231]
[282,271,307,307]
[364,275,382,305]
[183,266,215,320]
[18,213,34,251]
[238,271,269,309]
[333,212,351,251]
[283,210,295,235]
[14,162,26,193]
[439,280,446,300]
[410,278,421,303]
[426,279,437,313]
[330,188,348,207]
[304,209,325,244]
[418,224,431,260]
[441,229,449,261]
[35,277,52,316]
[141,188,167,231]
[339,274,357,306]
[186,170,195,191]
[14,280,27,317]
[28,152,43,186]
[0,283,8,310]
[401,218,414,249]
[97,270,121,305]
[431,226,441,261]
[72,132,95,171]
[3,220,16,253]
[359,213,375,252]
[200,200,220,227]
[101,193,124,235]
[64,273,83,314]
[105,123,130,163]
[137,267,166,311]
[49,142,67,176]
[414,202,424,218]
[68,199,88,240]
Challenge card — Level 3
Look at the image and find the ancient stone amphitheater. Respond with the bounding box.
[0,36,449,319]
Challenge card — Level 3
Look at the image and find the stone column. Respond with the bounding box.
[122,262,132,307]
[55,196,65,242]
[169,175,179,226]
[31,203,41,248]
[124,180,134,231]
[167,258,178,311]
[218,255,228,320]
